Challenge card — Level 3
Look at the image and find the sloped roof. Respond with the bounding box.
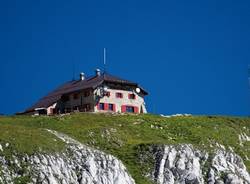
[23,73,148,113]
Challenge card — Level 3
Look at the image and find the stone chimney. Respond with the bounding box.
[95,69,101,76]
[80,72,85,81]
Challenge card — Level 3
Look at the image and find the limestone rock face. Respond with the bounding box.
[146,145,250,184]
[0,130,135,184]
[1,130,250,184]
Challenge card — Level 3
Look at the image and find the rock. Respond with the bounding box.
[1,131,250,184]
[140,144,250,184]
[160,114,192,118]
[0,130,135,184]
[239,133,250,146]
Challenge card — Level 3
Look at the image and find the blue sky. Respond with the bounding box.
[0,0,250,115]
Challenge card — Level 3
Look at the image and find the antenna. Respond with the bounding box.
[72,59,75,80]
[103,48,106,73]
[248,65,250,89]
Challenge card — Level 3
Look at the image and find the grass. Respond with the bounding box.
[0,113,250,184]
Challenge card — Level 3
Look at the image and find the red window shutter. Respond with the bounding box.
[121,105,126,113]
[134,106,139,113]
[121,93,123,98]
[104,103,109,110]
[113,104,116,112]
[128,94,136,99]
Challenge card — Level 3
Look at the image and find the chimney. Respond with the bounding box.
[95,69,101,76]
[80,72,85,81]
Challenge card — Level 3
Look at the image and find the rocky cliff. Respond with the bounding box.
[0,114,250,184]
[138,144,250,184]
[0,130,135,184]
[1,131,250,183]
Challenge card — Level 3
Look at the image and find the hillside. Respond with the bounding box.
[0,113,250,183]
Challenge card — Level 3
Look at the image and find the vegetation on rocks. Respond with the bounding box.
[0,113,249,184]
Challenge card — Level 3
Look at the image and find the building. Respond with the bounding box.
[21,69,148,115]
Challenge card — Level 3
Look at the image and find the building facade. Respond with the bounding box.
[21,69,148,115]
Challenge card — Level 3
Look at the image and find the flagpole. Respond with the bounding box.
[104,48,106,73]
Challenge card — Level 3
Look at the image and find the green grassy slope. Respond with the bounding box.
[0,113,250,184]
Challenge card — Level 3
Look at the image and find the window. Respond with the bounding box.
[65,108,71,113]
[126,106,134,113]
[99,103,105,110]
[62,95,70,102]
[82,104,91,112]
[121,105,139,113]
[116,92,123,98]
[84,91,90,97]
[53,109,57,114]
[108,104,114,111]
[106,92,111,97]
[73,93,79,99]
[128,94,136,99]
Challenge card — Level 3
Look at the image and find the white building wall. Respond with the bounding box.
[94,89,147,113]
[47,103,57,115]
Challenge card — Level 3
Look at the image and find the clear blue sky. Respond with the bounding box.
[0,0,250,116]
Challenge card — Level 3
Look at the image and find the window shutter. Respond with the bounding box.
[113,104,116,112]
[97,103,100,110]
[128,94,136,99]
[134,106,139,113]
[104,103,109,110]
[121,93,123,98]
[121,105,126,113]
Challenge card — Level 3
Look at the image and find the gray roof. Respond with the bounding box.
[23,73,148,113]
